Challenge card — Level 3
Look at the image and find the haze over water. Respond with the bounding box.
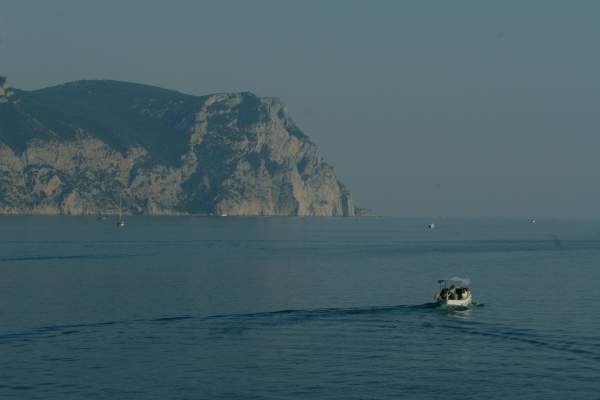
[1,217,599,399]
[3,1,600,217]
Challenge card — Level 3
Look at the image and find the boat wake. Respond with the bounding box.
[3,301,600,366]
[0,303,440,344]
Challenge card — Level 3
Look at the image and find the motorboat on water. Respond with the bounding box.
[434,279,472,307]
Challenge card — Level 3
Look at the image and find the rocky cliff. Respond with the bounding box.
[0,79,354,216]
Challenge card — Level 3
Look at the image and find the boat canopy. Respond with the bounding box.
[438,277,470,287]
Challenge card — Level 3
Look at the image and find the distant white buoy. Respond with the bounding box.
[427,223,435,229]
[529,219,536,224]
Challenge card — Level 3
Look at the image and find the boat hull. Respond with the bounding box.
[437,294,472,307]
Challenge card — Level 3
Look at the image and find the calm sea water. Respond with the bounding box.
[1,217,599,399]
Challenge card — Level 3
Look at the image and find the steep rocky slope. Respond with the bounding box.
[0,79,354,216]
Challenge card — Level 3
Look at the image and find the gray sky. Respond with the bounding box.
[2,0,600,218]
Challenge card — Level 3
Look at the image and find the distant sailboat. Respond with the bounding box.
[117,197,125,228]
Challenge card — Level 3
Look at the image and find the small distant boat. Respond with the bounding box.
[427,223,435,229]
[434,279,472,307]
[529,219,536,224]
[97,215,107,221]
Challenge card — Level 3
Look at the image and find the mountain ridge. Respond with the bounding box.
[0,78,355,216]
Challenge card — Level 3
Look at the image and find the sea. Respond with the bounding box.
[0,216,599,399]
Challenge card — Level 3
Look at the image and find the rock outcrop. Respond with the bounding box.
[0,79,354,216]
[0,76,12,103]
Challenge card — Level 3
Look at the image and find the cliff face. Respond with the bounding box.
[0,80,354,216]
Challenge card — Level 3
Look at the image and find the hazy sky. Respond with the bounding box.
[1,0,600,217]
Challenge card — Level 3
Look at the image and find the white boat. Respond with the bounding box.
[433,279,472,307]
[427,223,435,229]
